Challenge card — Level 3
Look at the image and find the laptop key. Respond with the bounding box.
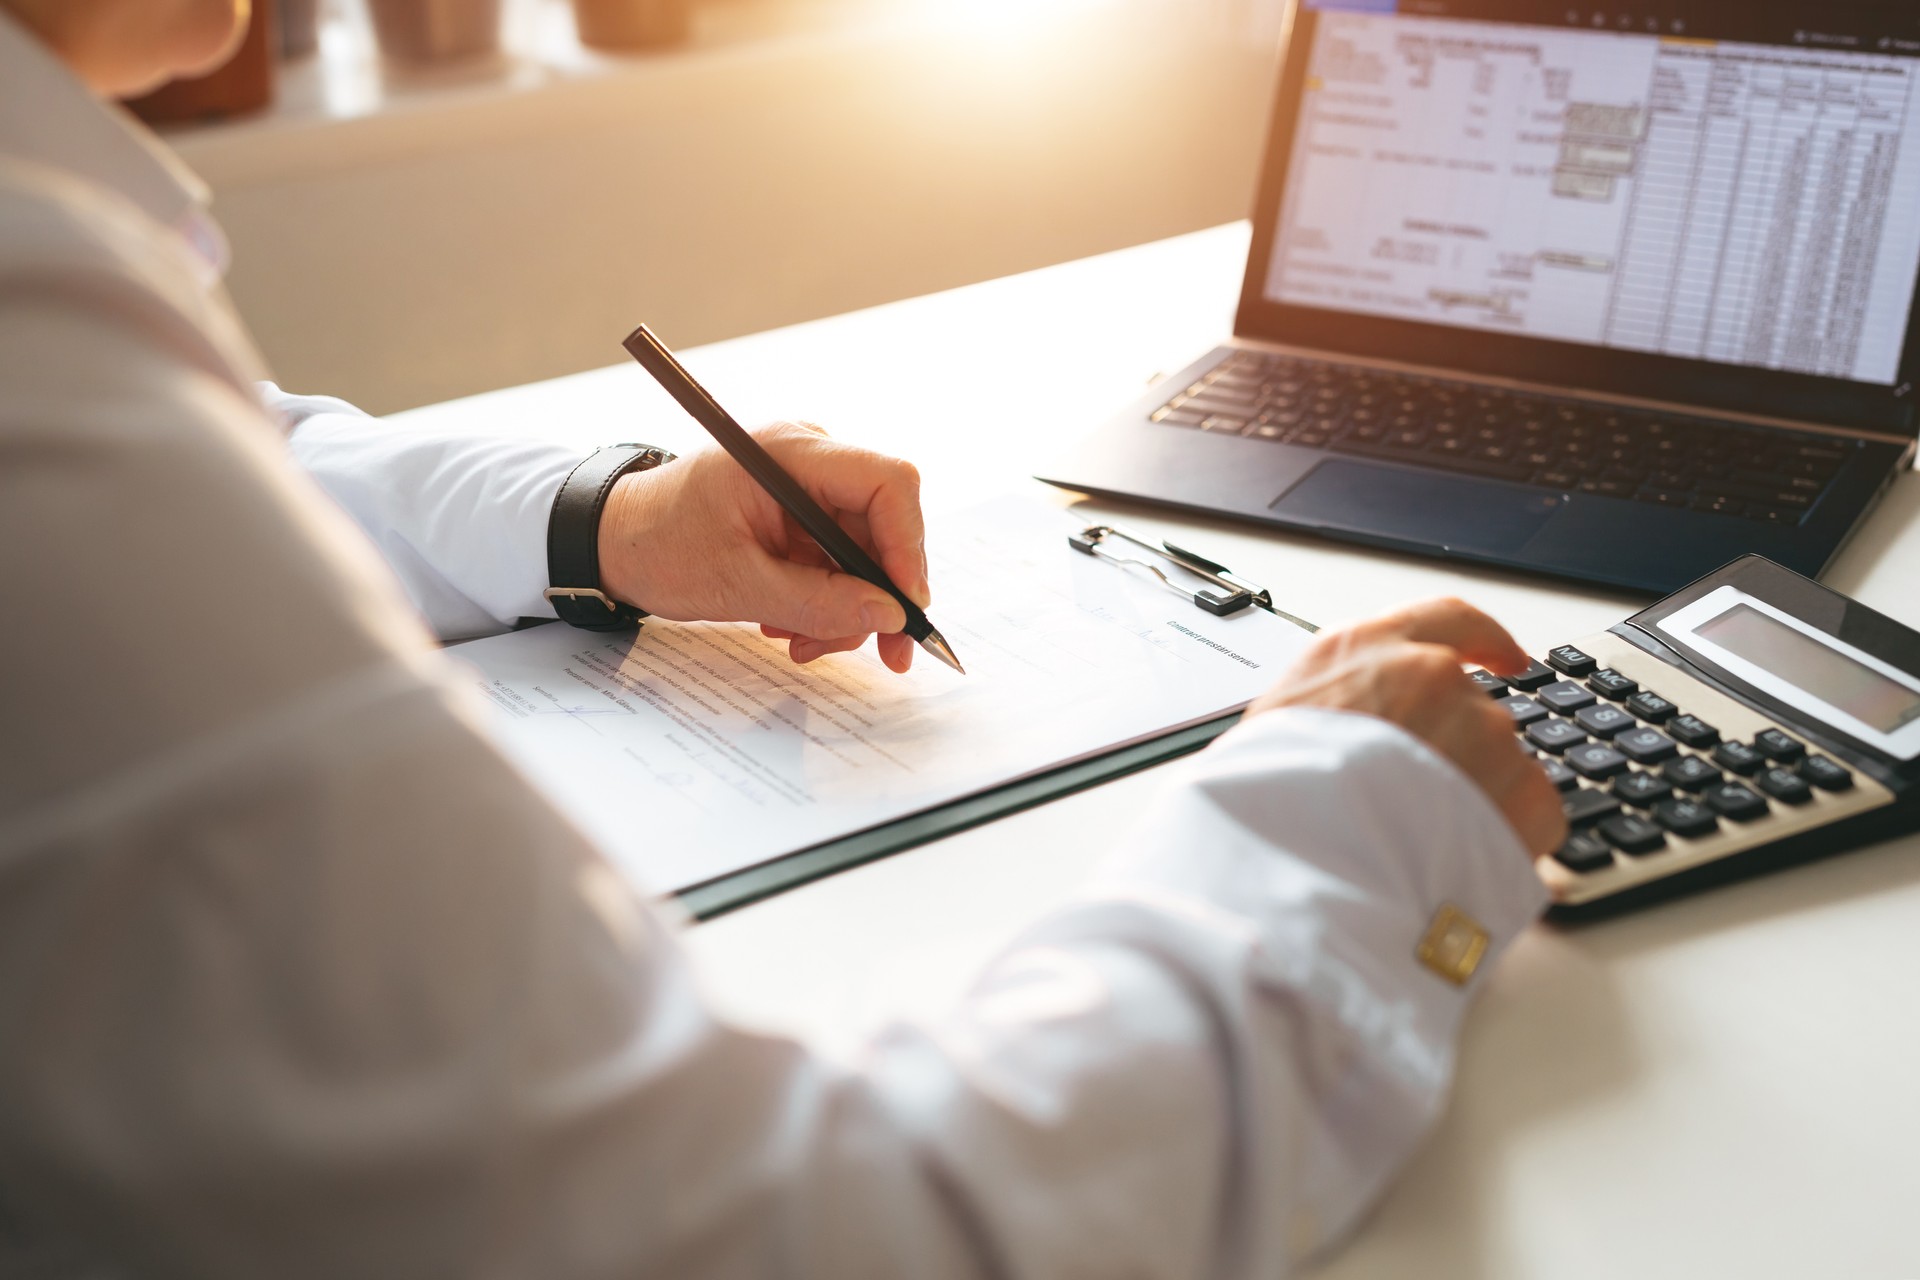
[1653,797,1719,838]
[1798,755,1854,792]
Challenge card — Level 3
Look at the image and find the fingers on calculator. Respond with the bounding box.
[1477,641,1862,890]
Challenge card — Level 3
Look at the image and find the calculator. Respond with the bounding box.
[1483,556,1920,918]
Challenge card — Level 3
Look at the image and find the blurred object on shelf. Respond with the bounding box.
[125,0,275,124]
[281,0,323,57]
[365,0,504,61]
[571,0,691,50]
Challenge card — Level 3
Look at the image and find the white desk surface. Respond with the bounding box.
[397,223,1920,1279]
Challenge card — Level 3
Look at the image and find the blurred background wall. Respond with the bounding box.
[165,0,1286,413]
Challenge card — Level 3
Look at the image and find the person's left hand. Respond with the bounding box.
[594,421,931,672]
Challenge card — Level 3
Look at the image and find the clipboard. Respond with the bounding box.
[677,524,1311,921]
[678,710,1241,919]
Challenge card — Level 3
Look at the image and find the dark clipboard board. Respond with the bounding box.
[677,711,1243,921]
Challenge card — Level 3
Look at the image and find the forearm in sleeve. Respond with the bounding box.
[269,384,582,640]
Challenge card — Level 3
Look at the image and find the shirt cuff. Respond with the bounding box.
[1098,705,1548,1076]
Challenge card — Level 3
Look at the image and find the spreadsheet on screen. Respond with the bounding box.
[1267,10,1920,386]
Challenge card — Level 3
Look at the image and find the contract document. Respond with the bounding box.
[454,496,1315,896]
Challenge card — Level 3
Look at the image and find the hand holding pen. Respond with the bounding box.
[601,325,962,673]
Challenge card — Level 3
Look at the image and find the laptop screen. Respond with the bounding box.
[1238,1,1920,432]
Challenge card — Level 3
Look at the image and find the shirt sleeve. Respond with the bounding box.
[266,382,584,641]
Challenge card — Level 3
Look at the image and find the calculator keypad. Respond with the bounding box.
[1511,632,1885,898]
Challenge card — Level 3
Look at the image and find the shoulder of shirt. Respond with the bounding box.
[0,154,267,390]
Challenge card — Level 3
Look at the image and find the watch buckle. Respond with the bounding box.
[544,586,620,612]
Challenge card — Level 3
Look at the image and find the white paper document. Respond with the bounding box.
[454,497,1316,894]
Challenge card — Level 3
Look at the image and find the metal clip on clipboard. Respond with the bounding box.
[1069,525,1319,632]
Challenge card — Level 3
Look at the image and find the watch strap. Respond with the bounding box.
[544,443,674,630]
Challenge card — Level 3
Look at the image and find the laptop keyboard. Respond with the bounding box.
[1149,350,1855,525]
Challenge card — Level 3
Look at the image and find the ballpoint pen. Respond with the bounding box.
[621,323,966,674]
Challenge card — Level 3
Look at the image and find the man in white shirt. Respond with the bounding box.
[0,0,1566,1275]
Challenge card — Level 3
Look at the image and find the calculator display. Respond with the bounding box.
[1696,605,1920,736]
[1659,586,1920,761]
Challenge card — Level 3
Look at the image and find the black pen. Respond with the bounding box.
[621,323,965,674]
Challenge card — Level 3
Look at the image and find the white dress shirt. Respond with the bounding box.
[0,15,1547,1279]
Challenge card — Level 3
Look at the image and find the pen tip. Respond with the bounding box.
[920,628,966,675]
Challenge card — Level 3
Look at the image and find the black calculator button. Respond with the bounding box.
[1587,668,1639,700]
[1624,691,1677,723]
[1536,680,1597,714]
[1653,797,1720,838]
[1598,812,1667,855]
[1498,694,1549,727]
[1506,660,1557,691]
[1574,704,1635,738]
[1540,758,1578,790]
[1615,727,1679,765]
[1704,781,1770,822]
[1667,714,1720,748]
[1547,645,1598,677]
[1553,828,1615,873]
[1754,766,1813,805]
[1564,786,1623,825]
[1798,755,1855,792]
[1753,728,1805,763]
[1711,741,1764,775]
[1566,743,1629,780]
[1526,719,1588,754]
[1661,755,1721,791]
[1469,669,1510,698]
[1612,770,1672,807]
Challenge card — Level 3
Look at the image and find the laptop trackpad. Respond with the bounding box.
[1272,459,1564,555]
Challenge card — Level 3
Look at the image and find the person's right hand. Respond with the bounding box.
[1247,597,1568,857]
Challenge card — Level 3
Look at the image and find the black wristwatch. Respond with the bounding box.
[543,443,676,631]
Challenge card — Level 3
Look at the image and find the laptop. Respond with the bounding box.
[1039,0,1920,595]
